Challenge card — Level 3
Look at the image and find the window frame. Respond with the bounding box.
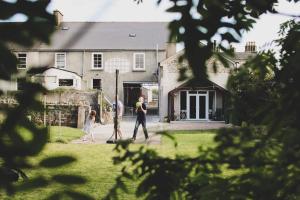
[91,52,104,70]
[58,79,74,87]
[55,52,67,69]
[17,53,27,69]
[133,53,145,71]
[91,78,102,90]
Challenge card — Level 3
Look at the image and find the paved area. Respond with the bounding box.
[72,116,230,144]
[72,116,164,144]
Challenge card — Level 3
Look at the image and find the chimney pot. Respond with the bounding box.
[166,43,176,58]
[245,41,257,53]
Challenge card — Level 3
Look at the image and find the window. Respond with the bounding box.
[92,53,103,69]
[180,91,187,110]
[133,53,145,70]
[92,79,102,90]
[209,91,215,110]
[58,79,73,86]
[55,53,66,68]
[17,53,27,69]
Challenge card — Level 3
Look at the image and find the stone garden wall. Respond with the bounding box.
[0,90,99,127]
[30,104,90,128]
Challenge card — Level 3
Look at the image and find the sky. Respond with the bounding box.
[5,0,300,52]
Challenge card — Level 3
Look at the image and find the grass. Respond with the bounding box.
[3,128,216,200]
[48,126,84,143]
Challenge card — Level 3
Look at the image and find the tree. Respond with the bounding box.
[0,1,91,199]
[106,1,300,199]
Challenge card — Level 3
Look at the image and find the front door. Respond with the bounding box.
[187,91,208,120]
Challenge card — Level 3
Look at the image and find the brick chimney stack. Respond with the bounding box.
[53,10,63,27]
[245,41,257,53]
[166,42,176,58]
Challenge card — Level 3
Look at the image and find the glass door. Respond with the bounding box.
[188,95,197,119]
[187,91,208,120]
[199,95,207,119]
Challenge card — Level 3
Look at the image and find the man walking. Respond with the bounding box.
[132,96,149,141]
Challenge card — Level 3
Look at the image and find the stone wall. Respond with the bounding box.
[29,104,90,128]
[44,90,99,106]
[0,91,98,127]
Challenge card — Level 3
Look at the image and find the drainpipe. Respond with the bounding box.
[156,44,160,120]
[82,50,85,76]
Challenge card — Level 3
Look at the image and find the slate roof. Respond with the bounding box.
[8,22,170,51]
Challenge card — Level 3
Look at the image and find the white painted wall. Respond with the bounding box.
[0,80,17,91]
[159,63,185,121]
[39,68,82,90]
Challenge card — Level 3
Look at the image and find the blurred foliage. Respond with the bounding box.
[0,1,91,199]
[227,51,278,125]
[106,1,300,200]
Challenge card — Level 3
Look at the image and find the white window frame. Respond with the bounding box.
[55,52,66,69]
[91,53,104,70]
[17,53,27,69]
[133,53,145,71]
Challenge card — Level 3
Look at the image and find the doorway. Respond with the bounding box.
[187,91,208,120]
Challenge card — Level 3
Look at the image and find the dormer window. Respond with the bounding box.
[133,53,145,71]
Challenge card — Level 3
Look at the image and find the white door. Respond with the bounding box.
[187,91,208,120]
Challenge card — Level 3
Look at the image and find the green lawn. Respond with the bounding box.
[3,128,216,200]
[48,126,84,143]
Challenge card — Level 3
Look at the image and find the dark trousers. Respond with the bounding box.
[132,119,148,139]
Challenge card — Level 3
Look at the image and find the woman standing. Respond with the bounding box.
[131,96,149,141]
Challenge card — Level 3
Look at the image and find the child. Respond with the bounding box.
[82,110,96,142]
[113,95,124,139]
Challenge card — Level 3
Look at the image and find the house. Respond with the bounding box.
[3,10,257,121]
[159,43,257,121]
[4,10,176,115]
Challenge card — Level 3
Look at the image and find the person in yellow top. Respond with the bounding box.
[131,96,149,141]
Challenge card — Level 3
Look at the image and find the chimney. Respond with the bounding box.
[245,41,257,53]
[53,10,63,27]
[212,40,220,52]
[166,43,176,58]
[230,44,235,52]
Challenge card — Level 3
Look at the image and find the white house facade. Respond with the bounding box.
[159,48,256,122]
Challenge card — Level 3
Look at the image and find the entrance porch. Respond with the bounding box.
[168,79,227,121]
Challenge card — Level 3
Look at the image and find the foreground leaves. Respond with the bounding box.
[107,2,300,196]
[0,1,89,198]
